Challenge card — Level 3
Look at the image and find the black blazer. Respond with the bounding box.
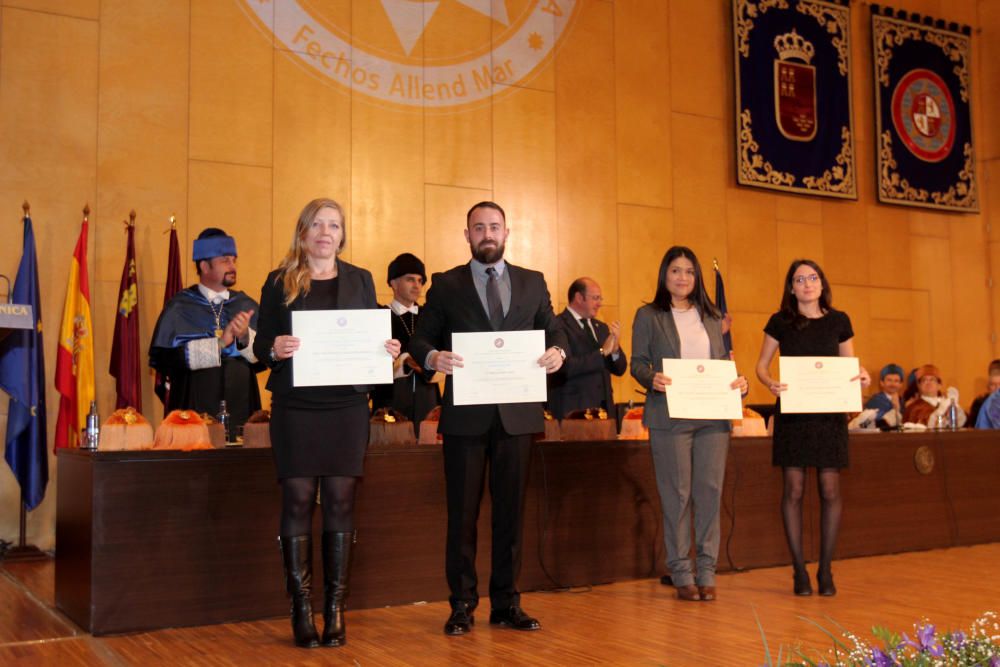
[409,262,569,437]
[547,309,627,419]
[253,259,379,396]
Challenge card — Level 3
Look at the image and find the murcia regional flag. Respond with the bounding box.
[54,214,95,448]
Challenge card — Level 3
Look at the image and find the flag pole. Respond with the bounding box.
[1,200,47,562]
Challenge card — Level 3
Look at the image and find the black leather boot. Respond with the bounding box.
[279,535,320,648]
[321,531,354,647]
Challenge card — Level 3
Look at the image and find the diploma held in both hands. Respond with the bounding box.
[662,359,743,420]
[452,330,546,406]
[778,356,862,413]
[291,309,393,387]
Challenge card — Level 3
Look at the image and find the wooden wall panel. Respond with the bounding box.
[492,85,557,289]
[981,1,1000,160]
[866,207,911,289]
[821,199,869,285]
[423,4,491,191]
[669,0,727,118]
[188,162,273,308]
[421,183,491,299]
[190,0,273,166]
[726,187,778,314]
[672,114,727,268]
[910,236,958,382]
[272,52,352,267]
[614,0,671,209]
[1,0,96,19]
[776,221,825,275]
[96,0,189,285]
[616,204,673,404]
[349,101,424,274]
[555,0,617,299]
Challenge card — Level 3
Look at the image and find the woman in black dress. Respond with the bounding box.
[254,198,400,648]
[755,259,869,596]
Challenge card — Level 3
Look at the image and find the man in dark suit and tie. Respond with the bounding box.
[409,201,568,637]
[548,277,627,419]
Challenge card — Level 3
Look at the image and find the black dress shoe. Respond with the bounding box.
[489,606,541,631]
[444,605,475,636]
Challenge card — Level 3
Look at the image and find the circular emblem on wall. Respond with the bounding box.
[891,69,956,163]
[239,0,581,110]
[913,445,935,475]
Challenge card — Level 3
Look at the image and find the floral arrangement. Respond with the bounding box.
[758,611,1000,666]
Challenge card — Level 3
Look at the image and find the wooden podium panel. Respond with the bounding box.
[55,431,1000,635]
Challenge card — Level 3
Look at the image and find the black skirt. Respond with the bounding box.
[269,398,370,479]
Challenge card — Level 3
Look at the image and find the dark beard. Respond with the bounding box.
[222,273,237,288]
[471,241,504,264]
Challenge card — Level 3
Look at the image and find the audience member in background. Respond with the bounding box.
[902,364,967,428]
[968,359,1000,426]
[863,363,905,429]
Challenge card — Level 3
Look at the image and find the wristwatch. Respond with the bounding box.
[554,346,566,360]
[268,347,279,365]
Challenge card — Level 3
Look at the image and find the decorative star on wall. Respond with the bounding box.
[381,0,511,55]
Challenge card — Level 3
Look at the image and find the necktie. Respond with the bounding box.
[584,318,598,343]
[486,267,504,330]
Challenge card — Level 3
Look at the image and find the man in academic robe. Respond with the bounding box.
[547,277,627,420]
[409,201,568,637]
[149,228,263,430]
[371,253,441,433]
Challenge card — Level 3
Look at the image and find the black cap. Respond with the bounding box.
[387,253,426,285]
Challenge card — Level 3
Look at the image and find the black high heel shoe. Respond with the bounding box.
[793,566,813,596]
[816,568,836,596]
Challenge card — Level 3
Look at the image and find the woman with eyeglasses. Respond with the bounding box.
[755,259,870,596]
[631,246,749,602]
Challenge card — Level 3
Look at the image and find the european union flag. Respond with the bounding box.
[0,214,48,510]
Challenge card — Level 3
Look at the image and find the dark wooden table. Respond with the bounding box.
[55,429,1000,635]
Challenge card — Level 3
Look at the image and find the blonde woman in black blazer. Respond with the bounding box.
[630,246,747,602]
[253,198,399,649]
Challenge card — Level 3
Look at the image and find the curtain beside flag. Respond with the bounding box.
[154,219,183,405]
[109,214,142,411]
[54,210,95,448]
[0,211,48,510]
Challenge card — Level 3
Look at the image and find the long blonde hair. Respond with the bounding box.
[277,198,347,305]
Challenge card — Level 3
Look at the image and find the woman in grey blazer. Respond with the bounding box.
[630,246,748,602]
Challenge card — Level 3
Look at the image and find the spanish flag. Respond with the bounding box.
[54,213,95,448]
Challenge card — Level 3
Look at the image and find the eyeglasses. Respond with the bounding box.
[793,274,820,285]
[585,294,603,302]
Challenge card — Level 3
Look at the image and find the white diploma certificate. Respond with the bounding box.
[291,309,392,387]
[778,356,862,413]
[662,359,743,420]
[451,330,546,406]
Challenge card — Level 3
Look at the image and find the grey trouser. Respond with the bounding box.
[649,421,730,587]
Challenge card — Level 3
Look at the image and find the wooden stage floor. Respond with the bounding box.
[3,544,998,666]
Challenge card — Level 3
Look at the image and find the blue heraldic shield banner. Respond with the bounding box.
[872,7,978,212]
[733,0,856,199]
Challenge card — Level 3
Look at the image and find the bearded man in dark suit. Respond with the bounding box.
[409,201,567,637]
[547,277,627,419]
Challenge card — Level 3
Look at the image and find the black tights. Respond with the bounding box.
[280,475,357,536]
[781,467,842,571]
